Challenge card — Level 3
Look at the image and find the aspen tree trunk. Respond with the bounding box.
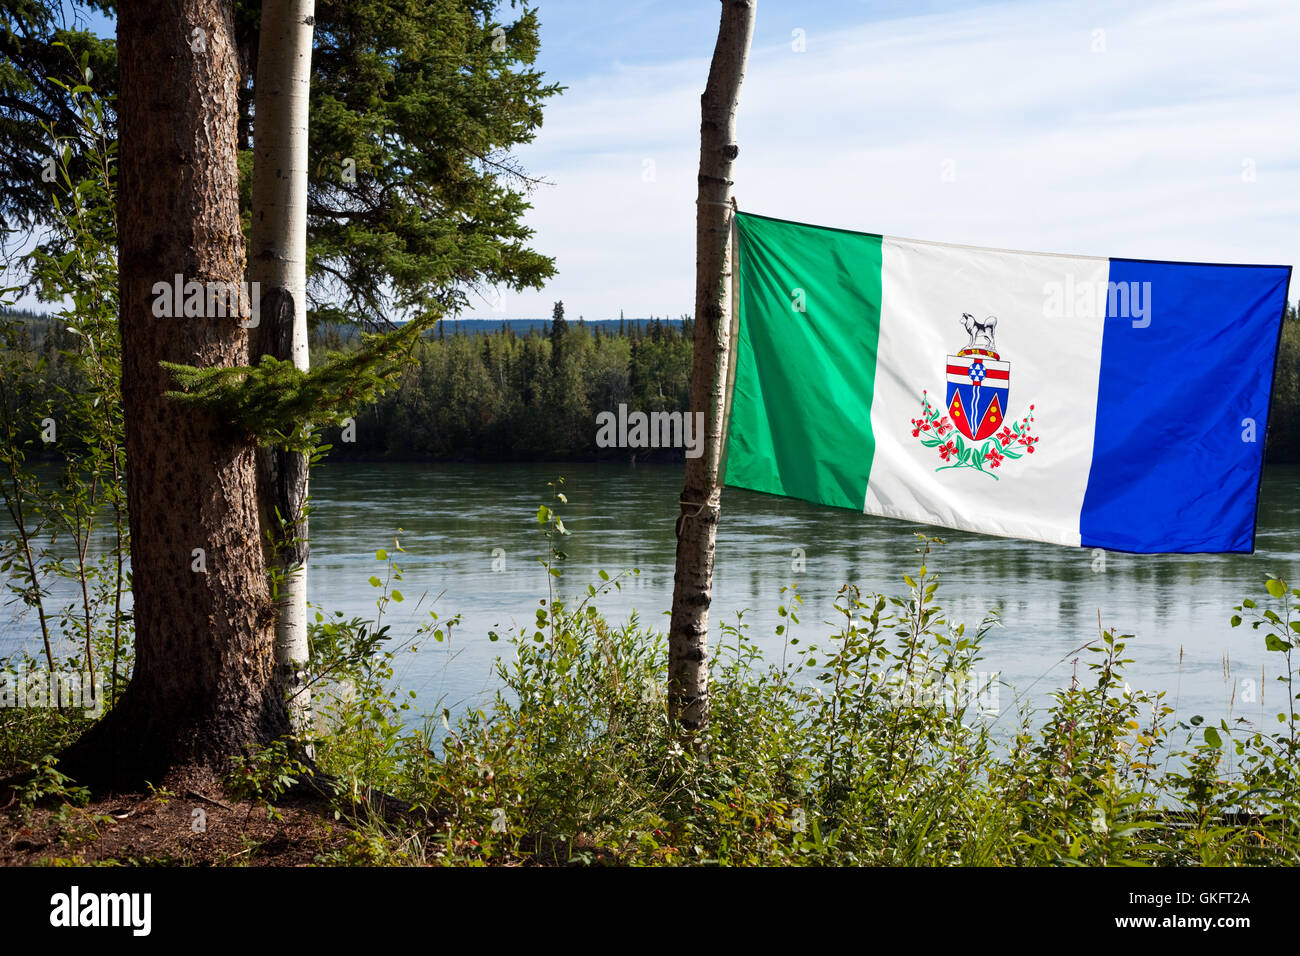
[63,0,287,785]
[250,0,314,737]
[667,0,755,732]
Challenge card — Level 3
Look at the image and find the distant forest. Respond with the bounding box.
[4,299,1299,463]
[319,303,694,460]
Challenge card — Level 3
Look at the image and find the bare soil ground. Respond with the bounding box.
[0,766,352,866]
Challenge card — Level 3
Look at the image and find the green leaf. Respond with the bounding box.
[1265,634,1291,652]
[1204,727,1222,749]
[376,548,388,561]
[1266,578,1286,598]
[368,576,382,588]
[391,590,404,603]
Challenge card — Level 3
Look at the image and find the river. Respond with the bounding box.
[4,462,1299,732]
[304,461,1300,730]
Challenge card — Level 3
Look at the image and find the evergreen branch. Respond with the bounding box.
[161,315,435,452]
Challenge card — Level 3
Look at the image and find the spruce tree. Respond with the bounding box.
[1,0,562,322]
[550,300,567,376]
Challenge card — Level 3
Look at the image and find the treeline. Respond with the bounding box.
[6,301,1300,463]
[317,305,695,461]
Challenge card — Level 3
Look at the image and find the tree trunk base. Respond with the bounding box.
[51,685,291,793]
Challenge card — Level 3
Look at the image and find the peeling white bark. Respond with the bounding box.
[250,0,315,737]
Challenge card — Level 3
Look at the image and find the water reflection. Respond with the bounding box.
[4,461,1297,732]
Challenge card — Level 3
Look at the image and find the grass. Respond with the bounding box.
[6,516,1300,866]
[294,533,1300,866]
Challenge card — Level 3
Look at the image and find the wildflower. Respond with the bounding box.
[996,426,1014,446]
[938,440,957,461]
[985,448,1004,468]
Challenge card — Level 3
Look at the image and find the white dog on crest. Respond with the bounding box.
[961,312,997,352]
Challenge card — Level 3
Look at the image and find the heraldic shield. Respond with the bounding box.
[945,348,1010,441]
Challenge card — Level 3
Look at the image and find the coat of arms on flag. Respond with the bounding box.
[947,313,1008,440]
[909,312,1040,478]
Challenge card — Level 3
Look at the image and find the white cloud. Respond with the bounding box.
[480,0,1299,320]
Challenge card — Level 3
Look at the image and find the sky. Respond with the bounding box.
[476,0,1300,320]
[8,0,1298,320]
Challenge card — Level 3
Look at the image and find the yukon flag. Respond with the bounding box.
[724,212,1292,553]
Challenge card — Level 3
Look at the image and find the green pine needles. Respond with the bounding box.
[160,317,437,452]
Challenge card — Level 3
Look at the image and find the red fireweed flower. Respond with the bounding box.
[939,440,957,461]
[985,448,1004,468]
[997,426,1013,446]
[934,416,952,435]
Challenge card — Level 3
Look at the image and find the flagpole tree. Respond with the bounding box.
[248,0,315,736]
[63,0,289,783]
[667,0,755,733]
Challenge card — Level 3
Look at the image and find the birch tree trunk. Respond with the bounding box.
[63,0,287,785]
[667,0,755,732]
[249,0,314,737]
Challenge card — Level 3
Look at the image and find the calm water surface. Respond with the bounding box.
[303,462,1300,729]
[5,462,1298,731]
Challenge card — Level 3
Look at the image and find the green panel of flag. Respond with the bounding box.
[724,212,883,510]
